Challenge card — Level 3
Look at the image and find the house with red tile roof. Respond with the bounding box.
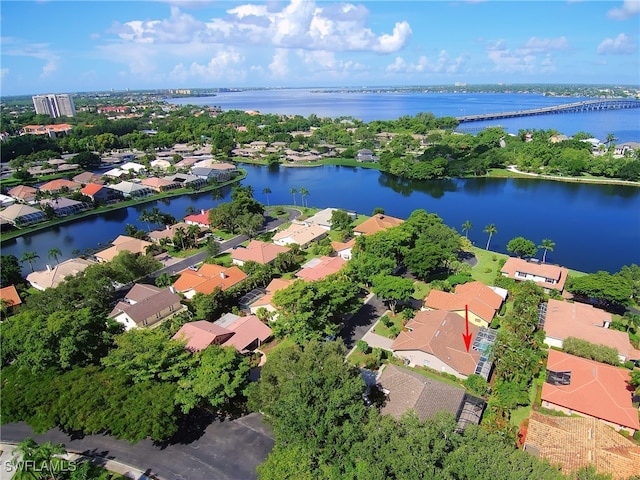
[353,213,404,236]
[38,178,81,194]
[541,349,639,435]
[148,222,205,245]
[0,285,22,315]
[26,257,96,291]
[500,257,569,292]
[172,263,248,299]
[247,278,294,315]
[80,183,123,203]
[523,412,640,480]
[390,310,483,379]
[109,283,187,330]
[295,255,346,281]
[542,299,640,362]
[21,124,73,136]
[184,209,212,227]
[331,238,356,260]
[7,185,38,204]
[231,240,290,266]
[423,281,507,328]
[173,313,272,353]
[95,235,152,262]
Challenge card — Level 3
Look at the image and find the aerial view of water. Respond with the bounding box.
[168,89,640,143]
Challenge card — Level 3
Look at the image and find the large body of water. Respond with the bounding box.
[3,165,639,275]
[168,89,640,143]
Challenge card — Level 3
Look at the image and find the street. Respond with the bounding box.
[339,294,387,349]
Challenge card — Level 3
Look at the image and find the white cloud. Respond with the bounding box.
[108,1,411,53]
[297,49,366,75]
[170,48,246,81]
[386,51,468,74]
[607,0,640,20]
[0,68,8,79]
[596,33,638,54]
[1,37,60,77]
[269,48,289,78]
[516,36,570,55]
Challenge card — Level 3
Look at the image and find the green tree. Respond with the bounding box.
[567,271,633,307]
[330,209,353,232]
[299,187,309,207]
[461,220,472,239]
[73,151,101,170]
[538,239,555,263]
[262,187,272,206]
[562,337,620,366]
[175,345,251,414]
[371,274,415,314]
[1,255,23,287]
[11,438,68,479]
[483,223,497,250]
[506,236,537,258]
[155,272,174,288]
[290,187,297,206]
[20,251,40,273]
[48,247,62,265]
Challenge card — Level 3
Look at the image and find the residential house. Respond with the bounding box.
[523,412,640,480]
[377,364,485,431]
[72,172,103,185]
[172,263,248,299]
[231,240,290,266]
[140,177,181,192]
[174,157,201,169]
[246,278,294,315]
[108,283,186,330]
[614,142,639,156]
[80,184,123,204]
[301,207,356,231]
[120,162,147,174]
[331,238,356,260]
[103,168,128,178]
[0,204,47,227]
[208,163,238,181]
[164,173,207,189]
[7,185,38,204]
[40,198,91,217]
[0,194,15,208]
[353,213,404,236]
[541,349,640,435]
[391,310,494,380]
[150,159,173,171]
[148,222,205,245]
[109,181,154,198]
[38,179,81,195]
[94,235,152,262]
[173,314,272,354]
[541,298,640,363]
[0,285,22,315]
[184,209,212,228]
[295,256,346,282]
[500,257,569,292]
[356,149,379,162]
[423,281,507,328]
[272,224,327,248]
[26,257,96,291]
[20,124,73,136]
[249,141,268,150]
[191,167,219,181]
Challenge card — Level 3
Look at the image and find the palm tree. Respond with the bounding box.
[538,239,555,263]
[483,223,497,250]
[11,438,67,479]
[20,251,39,272]
[186,224,201,248]
[48,247,62,265]
[606,132,616,149]
[262,187,272,206]
[461,220,472,239]
[290,187,297,206]
[299,187,309,207]
[212,188,224,202]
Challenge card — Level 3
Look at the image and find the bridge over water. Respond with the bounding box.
[455,99,640,123]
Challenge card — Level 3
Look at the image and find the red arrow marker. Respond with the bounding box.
[462,304,473,352]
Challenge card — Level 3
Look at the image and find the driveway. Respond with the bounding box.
[339,294,387,349]
[0,413,274,480]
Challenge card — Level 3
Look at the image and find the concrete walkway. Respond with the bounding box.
[361,327,394,351]
[0,443,154,480]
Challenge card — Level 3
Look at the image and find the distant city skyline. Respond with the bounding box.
[1,0,639,96]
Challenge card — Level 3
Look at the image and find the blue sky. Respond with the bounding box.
[1,0,639,96]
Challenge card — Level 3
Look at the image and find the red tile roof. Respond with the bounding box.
[295,256,346,281]
[354,214,404,235]
[39,179,81,192]
[184,210,211,226]
[500,257,568,291]
[391,310,481,377]
[232,240,290,264]
[172,321,234,351]
[7,185,38,200]
[80,183,103,196]
[544,299,639,360]
[424,281,504,325]
[542,350,639,431]
[0,285,22,307]
[173,264,248,295]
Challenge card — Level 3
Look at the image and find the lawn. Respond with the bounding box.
[387,357,463,388]
[373,314,403,338]
[468,246,508,284]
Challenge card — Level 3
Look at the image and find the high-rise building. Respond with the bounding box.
[32,94,76,118]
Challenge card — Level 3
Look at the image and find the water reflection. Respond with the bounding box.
[378,173,458,199]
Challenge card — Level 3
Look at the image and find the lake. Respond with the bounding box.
[168,90,640,143]
[2,164,638,275]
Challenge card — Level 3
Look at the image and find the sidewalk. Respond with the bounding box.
[0,443,158,480]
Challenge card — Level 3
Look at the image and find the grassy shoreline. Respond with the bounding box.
[0,170,247,243]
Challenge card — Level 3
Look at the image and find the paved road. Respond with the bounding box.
[339,294,387,349]
[0,413,274,480]
[149,207,301,279]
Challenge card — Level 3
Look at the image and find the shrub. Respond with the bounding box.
[381,315,392,328]
[356,340,370,354]
[389,325,400,339]
[484,267,492,274]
